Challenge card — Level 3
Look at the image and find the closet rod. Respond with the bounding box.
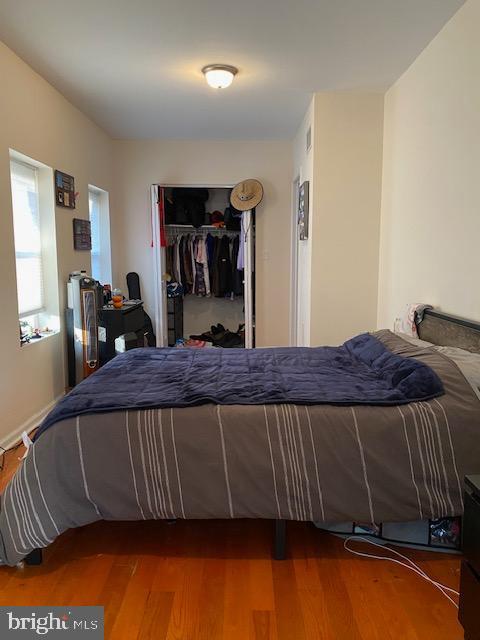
[166,225,240,236]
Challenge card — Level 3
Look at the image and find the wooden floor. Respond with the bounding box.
[0,447,464,640]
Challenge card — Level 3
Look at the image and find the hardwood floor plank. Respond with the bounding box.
[252,610,275,640]
[108,556,158,640]
[272,559,307,640]
[137,590,174,640]
[165,558,204,640]
[197,558,225,640]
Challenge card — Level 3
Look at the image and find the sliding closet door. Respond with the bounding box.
[151,185,168,346]
[243,209,254,348]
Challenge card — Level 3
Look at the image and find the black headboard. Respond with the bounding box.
[416,309,480,354]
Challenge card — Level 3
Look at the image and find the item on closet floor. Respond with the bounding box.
[216,331,243,348]
[230,179,263,211]
[189,323,244,348]
[174,338,207,348]
[190,323,226,343]
[185,339,207,348]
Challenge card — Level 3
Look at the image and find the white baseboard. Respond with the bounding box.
[1,394,64,451]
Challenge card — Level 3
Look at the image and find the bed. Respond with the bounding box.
[1,312,479,567]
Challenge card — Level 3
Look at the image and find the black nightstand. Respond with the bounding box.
[459,475,480,640]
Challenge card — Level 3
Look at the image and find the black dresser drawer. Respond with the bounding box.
[463,490,480,576]
[122,306,145,334]
[459,560,480,640]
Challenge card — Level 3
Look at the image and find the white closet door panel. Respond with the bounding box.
[243,210,254,349]
[151,185,168,346]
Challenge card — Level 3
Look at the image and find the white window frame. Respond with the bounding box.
[9,149,60,344]
[10,159,45,318]
[88,185,112,285]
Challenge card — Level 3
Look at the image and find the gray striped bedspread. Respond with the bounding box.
[1,331,479,566]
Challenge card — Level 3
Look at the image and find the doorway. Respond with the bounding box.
[150,184,255,349]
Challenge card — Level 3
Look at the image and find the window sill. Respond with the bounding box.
[20,330,60,348]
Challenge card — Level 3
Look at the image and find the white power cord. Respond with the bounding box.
[343,536,459,608]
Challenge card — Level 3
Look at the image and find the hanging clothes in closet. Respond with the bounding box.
[166,232,243,299]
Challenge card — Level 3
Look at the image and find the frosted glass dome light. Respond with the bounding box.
[202,65,238,89]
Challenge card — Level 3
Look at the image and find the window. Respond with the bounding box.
[89,189,101,280]
[88,186,112,284]
[9,150,60,345]
[10,160,44,316]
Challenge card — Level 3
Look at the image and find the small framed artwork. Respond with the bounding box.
[73,218,91,250]
[298,180,309,240]
[55,170,76,209]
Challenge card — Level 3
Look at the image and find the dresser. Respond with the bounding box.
[98,302,146,364]
[459,475,480,640]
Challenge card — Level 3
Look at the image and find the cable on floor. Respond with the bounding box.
[343,535,459,608]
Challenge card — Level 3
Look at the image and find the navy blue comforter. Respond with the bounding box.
[36,333,443,438]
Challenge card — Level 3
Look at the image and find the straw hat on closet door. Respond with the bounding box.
[230,179,264,211]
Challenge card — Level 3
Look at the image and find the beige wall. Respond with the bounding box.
[111,139,293,348]
[378,0,480,328]
[309,93,384,346]
[0,42,113,444]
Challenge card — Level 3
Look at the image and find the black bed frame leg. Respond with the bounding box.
[24,548,43,566]
[273,519,286,560]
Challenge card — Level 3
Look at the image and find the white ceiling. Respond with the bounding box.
[0,0,464,139]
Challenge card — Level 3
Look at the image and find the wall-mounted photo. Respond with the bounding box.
[298,180,309,240]
[55,169,76,209]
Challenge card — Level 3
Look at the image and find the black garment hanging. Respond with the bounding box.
[217,236,232,297]
[179,236,187,288]
[211,237,221,296]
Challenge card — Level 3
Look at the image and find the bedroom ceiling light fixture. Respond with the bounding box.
[202,64,238,89]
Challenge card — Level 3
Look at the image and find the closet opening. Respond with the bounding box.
[151,184,256,349]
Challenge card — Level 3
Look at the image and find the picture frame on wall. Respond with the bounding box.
[55,170,76,209]
[298,180,309,240]
[73,218,91,250]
